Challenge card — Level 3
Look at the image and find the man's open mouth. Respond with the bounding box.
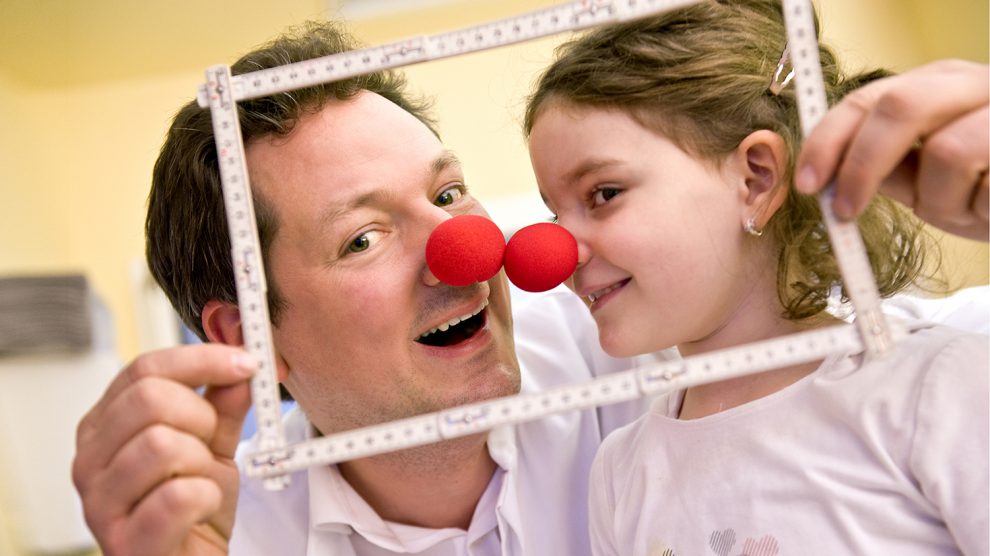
[416,300,488,347]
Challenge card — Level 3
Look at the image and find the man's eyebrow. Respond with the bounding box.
[320,189,397,228]
[319,150,463,230]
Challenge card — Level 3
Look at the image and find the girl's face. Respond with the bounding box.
[528,102,769,358]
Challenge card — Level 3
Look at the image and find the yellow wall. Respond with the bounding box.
[0,1,986,554]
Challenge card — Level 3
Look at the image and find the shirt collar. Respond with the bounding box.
[305,418,520,553]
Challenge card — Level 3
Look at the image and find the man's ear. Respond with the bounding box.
[734,129,790,232]
[202,300,290,383]
[202,300,243,346]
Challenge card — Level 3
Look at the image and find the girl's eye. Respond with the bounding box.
[435,185,465,207]
[591,186,621,207]
[345,230,381,255]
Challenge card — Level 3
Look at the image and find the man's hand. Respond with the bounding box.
[796,59,989,241]
[72,344,255,556]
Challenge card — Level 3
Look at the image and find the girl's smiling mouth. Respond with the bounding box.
[586,278,630,308]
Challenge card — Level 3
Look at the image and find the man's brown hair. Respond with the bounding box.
[147,20,438,340]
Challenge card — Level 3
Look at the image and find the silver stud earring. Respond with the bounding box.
[744,217,763,237]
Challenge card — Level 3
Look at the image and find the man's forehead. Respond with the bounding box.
[247,91,430,156]
[245,92,453,197]
[316,150,463,225]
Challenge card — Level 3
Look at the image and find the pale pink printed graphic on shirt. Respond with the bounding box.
[709,528,780,556]
[742,534,779,555]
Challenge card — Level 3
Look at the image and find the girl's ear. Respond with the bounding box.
[734,129,790,233]
[202,300,290,383]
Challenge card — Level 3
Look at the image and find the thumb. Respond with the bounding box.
[203,381,254,459]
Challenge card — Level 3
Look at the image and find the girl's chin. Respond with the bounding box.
[597,329,642,359]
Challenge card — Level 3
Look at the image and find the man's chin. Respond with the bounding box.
[426,370,517,413]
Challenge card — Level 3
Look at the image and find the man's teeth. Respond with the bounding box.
[420,299,489,339]
[588,283,622,304]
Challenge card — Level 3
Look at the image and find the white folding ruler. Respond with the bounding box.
[199,0,897,487]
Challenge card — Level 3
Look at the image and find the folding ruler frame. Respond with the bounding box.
[197,0,896,489]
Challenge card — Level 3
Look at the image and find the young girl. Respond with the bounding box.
[523,1,988,554]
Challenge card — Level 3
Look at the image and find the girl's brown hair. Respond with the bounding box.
[524,0,937,319]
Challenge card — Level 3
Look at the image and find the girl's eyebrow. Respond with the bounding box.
[432,150,462,176]
[562,157,623,185]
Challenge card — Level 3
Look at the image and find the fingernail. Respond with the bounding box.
[232,352,257,376]
[795,165,817,194]
[833,197,854,220]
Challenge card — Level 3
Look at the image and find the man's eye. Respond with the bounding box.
[347,234,371,253]
[591,187,621,207]
[435,185,465,207]
[345,231,380,254]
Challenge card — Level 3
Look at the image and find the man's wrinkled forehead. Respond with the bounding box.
[244,92,455,214]
[316,150,463,227]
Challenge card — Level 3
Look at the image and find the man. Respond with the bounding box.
[71,20,650,556]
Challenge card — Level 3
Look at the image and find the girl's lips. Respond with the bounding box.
[587,278,630,311]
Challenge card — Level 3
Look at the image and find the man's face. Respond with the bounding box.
[246,92,520,436]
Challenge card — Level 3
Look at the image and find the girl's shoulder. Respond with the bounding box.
[595,320,988,464]
[854,319,987,383]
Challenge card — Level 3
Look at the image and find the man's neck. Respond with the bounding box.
[337,434,497,530]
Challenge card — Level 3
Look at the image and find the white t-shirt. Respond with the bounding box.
[881,285,990,335]
[589,321,990,556]
[230,288,668,555]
